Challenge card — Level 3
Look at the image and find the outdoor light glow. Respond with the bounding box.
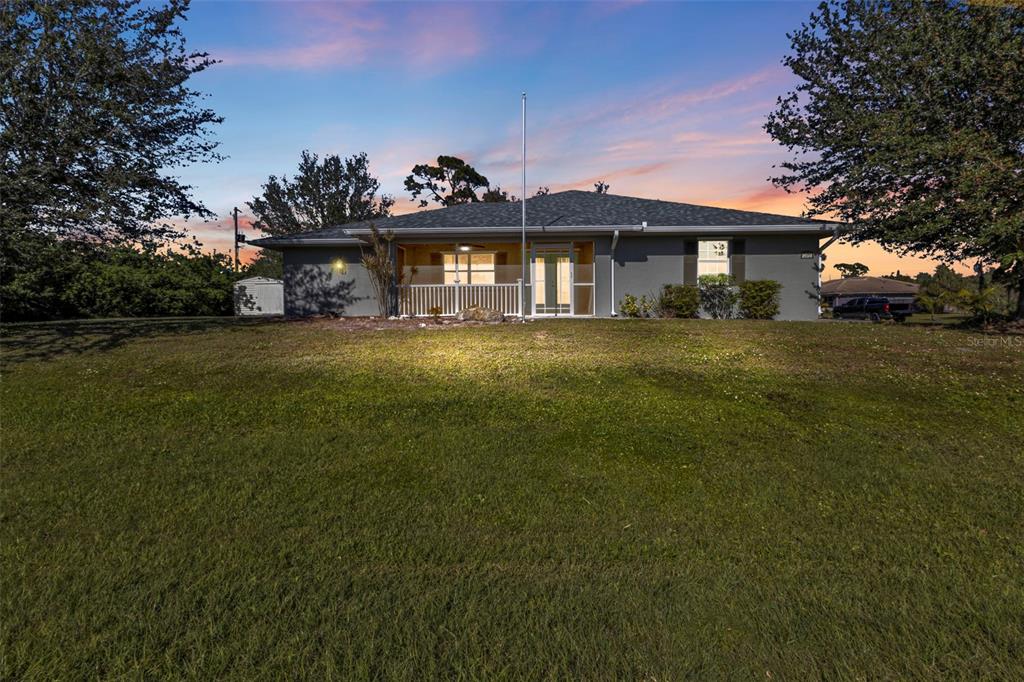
[332,258,348,273]
[458,244,471,252]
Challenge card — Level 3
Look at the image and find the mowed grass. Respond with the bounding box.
[2,318,1023,679]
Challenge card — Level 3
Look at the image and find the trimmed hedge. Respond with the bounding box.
[657,284,700,318]
[698,274,738,319]
[738,279,782,319]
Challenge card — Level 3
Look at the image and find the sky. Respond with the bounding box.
[176,0,956,280]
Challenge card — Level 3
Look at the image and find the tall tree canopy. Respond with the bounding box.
[835,262,869,278]
[1,0,222,245]
[404,155,492,207]
[247,151,393,237]
[481,186,517,203]
[766,0,1024,317]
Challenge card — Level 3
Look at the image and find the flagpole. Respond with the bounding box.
[521,92,527,319]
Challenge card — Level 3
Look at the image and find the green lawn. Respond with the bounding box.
[2,319,1023,679]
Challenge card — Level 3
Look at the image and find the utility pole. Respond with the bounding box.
[233,207,240,273]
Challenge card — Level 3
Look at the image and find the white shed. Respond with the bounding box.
[234,277,284,316]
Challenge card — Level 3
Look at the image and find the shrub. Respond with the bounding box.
[915,285,949,321]
[656,284,700,318]
[619,293,654,318]
[955,286,1004,324]
[1,232,236,321]
[738,280,782,319]
[697,274,737,319]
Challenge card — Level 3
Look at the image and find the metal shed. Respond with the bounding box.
[234,277,284,316]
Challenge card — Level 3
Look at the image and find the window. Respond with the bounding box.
[443,252,495,284]
[698,239,729,276]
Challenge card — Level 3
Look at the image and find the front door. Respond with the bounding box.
[533,245,572,315]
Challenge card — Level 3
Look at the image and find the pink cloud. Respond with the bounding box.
[404,4,483,65]
[217,2,485,71]
[220,40,371,69]
[548,161,673,193]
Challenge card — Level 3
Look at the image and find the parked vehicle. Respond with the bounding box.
[832,296,909,322]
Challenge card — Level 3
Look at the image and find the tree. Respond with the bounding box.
[918,264,965,292]
[835,262,869,278]
[481,186,517,203]
[241,251,285,279]
[765,1,1024,318]
[404,156,491,207]
[594,181,611,194]
[360,224,395,317]
[1,0,222,245]
[535,186,551,196]
[886,270,916,283]
[915,288,947,322]
[247,151,393,237]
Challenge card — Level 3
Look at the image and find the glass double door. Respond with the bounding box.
[533,245,572,315]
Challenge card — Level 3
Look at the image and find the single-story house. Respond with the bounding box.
[251,190,841,320]
[820,276,919,308]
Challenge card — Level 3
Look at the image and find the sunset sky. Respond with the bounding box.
[178,0,958,279]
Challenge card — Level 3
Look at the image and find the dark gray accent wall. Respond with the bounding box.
[282,247,379,317]
[613,236,687,311]
[742,235,821,321]
[610,234,820,320]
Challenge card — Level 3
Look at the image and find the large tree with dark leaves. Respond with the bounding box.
[765,0,1024,317]
[1,0,222,245]
[247,150,393,237]
[404,155,493,207]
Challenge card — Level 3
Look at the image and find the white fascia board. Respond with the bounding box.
[252,238,363,246]
[641,224,835,235]
[341,225,645,236]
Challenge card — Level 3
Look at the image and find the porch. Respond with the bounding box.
[396,241,595,317]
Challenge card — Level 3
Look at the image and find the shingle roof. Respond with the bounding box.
[251,190,830,246]
[820,277,919,296]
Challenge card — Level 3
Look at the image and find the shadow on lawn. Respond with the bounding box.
[0,317,280,365]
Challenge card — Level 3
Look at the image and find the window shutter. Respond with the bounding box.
[730,240,746,283]
[683,240,698,285]
[429,252,442,266]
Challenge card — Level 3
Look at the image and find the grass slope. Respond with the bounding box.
[2,319,1023,679]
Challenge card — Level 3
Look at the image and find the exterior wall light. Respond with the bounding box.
[332,258,348,274]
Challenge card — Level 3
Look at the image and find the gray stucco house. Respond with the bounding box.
[251,190,840,320]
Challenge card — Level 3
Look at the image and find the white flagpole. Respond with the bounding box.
[521,92,527,319]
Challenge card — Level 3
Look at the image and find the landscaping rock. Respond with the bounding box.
[456,306,504,322]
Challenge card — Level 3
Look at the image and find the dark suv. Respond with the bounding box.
[832,297,907,322]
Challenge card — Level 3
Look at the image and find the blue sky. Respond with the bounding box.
[177,0,947,277]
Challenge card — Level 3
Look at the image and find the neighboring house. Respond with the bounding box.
[251,190,840,320]
[820,276,919,309]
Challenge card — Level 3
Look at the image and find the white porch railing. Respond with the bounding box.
[399,281,523,317]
